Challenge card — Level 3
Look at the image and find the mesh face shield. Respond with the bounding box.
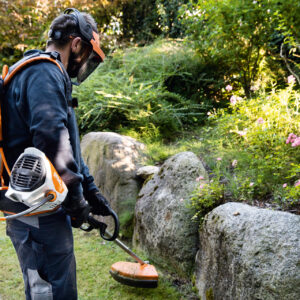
[76,31,105,84]
[64,8,105,84]
[77,50,102,83]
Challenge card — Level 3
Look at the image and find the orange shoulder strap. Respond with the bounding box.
[3,56,63,86]
[0,55,64,191]
[2,65,8,79]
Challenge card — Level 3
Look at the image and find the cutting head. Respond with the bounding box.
[110,262,158,288]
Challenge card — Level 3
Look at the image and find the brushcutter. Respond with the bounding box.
[1,147,159,288]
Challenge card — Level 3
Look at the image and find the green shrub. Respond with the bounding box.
[191,79,300,215]
[74,39,213,140]
[190,172,225,223]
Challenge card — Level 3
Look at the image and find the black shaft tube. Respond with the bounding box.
[105,231,146,265]
[114,238,146,265]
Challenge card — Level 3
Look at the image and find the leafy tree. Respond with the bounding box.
[156,0,188,37]
[0,0,188,66]
[181,0,299,97]
[269,0,300,85]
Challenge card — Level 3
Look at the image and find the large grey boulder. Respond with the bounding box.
[81,132,147,216]
[196,202,300,300]
[133,151,208,277]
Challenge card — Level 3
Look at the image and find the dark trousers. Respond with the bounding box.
[6,210,77,300]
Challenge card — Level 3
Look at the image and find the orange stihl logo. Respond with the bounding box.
[48,160,64,193]
[54,171,62,186]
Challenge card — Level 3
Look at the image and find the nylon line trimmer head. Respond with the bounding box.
[109,234,159,288]
[110,261,158,288]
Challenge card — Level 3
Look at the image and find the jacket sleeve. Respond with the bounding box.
[24,62,84,203]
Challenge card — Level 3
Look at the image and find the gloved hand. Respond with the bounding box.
[62,197,90,228]
[86,189,112,216]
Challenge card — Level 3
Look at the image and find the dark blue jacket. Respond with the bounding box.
[0,50,97,213]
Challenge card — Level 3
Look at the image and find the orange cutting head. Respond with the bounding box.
[110,262,159,288]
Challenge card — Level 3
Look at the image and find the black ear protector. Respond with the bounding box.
[64,8,93,43]
[48,29,62,40]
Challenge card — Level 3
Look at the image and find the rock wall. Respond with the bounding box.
[196,202,300,300]
[133,152,208,277]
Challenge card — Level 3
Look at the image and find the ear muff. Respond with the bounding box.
[48,29,62,40]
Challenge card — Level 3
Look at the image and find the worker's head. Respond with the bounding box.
[47,8,105,84]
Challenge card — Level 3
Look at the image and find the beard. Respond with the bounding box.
[67,51,82,79]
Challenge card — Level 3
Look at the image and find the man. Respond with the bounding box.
[0,8,112,300]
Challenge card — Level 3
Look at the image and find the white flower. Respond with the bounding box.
[225,85,233,92]
[232,160,238,167]
[287,75,296,84]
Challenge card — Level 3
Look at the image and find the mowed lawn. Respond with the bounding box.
[0,222,182,300]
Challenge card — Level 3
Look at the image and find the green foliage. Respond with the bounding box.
[270,0,300,49]
[0,0,189,67]
[190,177,225,224]
[190,81,300,214]
[109,0,188,42]
[206,288,214,300]
[74,39,212,140]
[181,0,300,97]
[156,0,188,38]
[118,198,136,239]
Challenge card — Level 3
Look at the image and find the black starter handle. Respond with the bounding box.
[80,209,119,241]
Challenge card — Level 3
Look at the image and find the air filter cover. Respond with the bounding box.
[10,153,46,192]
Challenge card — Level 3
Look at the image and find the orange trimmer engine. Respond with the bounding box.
[0,147,67,220]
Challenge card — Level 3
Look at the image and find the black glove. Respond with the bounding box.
[86,189,112,216]
[62,197,90,228]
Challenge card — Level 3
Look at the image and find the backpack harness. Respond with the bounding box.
[0,52,64,192]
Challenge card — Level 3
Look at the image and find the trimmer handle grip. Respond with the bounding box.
[81,209,119,241]
[102,209,119,241]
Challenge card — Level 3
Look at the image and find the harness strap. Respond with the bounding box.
[0,55,64,190]
[0,99,10,190]
[3,56,63,86]
[2,65,8,79]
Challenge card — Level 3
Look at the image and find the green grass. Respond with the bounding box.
[0,222,23,299]
[0,222,184,300]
